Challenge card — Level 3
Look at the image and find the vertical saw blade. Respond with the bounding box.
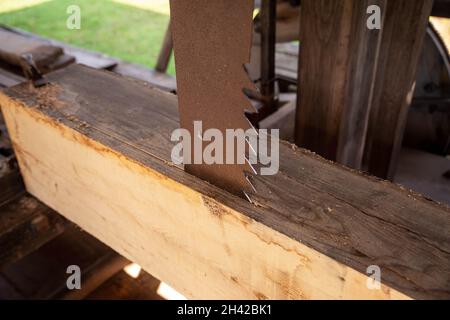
[170,0,258,196]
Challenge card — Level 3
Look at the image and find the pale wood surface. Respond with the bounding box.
[1,65,449,299]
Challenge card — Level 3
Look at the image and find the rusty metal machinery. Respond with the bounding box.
[404,23,450,156]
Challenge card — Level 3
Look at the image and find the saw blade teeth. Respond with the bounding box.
[242,88,260,113]
[245,126,259,157]
[246,119,258,133]
[241,65,259,93]
[244,156,258,175]
[244,172,257,194]
[242,190,254,204]
[245,180,257,194]
[247,139,258,158]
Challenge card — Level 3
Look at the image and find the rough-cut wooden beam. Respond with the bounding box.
[364,0,434,179]
[295,0,385,169]
[1,65,449,299]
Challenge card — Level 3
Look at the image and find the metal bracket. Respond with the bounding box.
[19,53,48,88]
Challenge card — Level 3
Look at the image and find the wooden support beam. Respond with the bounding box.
[87,267,163,300]
[0,225,126,299]
[260,0,277,113]
[1,65,449,299]
[364,0,434,179]
[154,20,173,74]
[295,0,385,169]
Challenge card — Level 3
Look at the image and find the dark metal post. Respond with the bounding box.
[260,0,277,113]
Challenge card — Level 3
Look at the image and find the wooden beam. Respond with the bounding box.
[260,0,277,113]
[0,29,62,68]
[113,61,177,93]
[0,225,126,299]
[364,0,434,179]
[0,68,25,88]
[87,268,163,300]
[0,28,75,74]
[154,20,173,74]
[0,25,176,92]
[295,0,385,169]
[1,65,449,299]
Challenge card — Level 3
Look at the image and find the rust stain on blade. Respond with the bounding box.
[170,0,258,196]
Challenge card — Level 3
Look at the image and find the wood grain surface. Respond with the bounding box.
[1,64,449,299]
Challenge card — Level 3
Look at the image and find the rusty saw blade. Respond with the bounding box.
[170,0,258,196]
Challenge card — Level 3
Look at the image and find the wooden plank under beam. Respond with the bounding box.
[1,65,449,299]
[364,0,434,179]
[0,194,66,267]
[295,0,385,169]
[0,28,75,74]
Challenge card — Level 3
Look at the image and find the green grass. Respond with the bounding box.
[0,0,175,75]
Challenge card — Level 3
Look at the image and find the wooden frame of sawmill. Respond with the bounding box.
[0,0,449,300]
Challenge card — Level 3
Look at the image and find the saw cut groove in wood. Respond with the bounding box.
[170,0,259,196]
[1,65,449,299]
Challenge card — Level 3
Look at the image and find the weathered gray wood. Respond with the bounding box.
[295,0,385,169]
[0,25,177,93]
[113,61,176,92]
[0,29,61,68]
[336,0,386,168]
[0,68,25,88]
[0,28,75,74]
[364,0,434,179]
[0,25,115,70]
[1,65,449,299]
